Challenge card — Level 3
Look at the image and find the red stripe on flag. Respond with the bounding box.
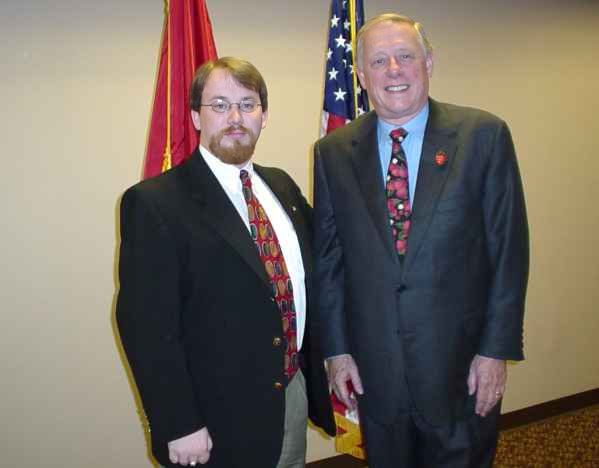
[326,113,347,134]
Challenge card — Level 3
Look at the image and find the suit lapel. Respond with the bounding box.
[185,150,271,289]
[349,113,398,260]
[404,100,457,273]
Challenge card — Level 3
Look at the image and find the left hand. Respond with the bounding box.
[467,354,506,417]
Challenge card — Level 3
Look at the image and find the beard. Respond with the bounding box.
[207,126,258,166]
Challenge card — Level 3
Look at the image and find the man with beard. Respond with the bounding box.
[117,57,334,468]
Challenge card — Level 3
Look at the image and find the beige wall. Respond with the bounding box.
[1,0,598,466]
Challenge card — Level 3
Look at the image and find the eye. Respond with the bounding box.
[371,57,386,67]
[239,101,257,113]
[211,101,229,113]
[399,53,414,62]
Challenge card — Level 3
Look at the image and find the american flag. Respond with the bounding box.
[321,0,369,136]
[321,3,369,459]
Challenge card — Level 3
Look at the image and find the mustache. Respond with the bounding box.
[220,125,250,136]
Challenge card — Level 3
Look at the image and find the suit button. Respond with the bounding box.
[274,382,283,390]
[273,337,282,346]
[397,284,406,293]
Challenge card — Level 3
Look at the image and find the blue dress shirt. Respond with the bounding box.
[377,103,429,204]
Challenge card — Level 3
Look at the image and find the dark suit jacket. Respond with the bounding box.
[313,99,529,427]
[116,149,335,468]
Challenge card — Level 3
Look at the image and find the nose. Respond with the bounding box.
[387,57,402,75]
[227,104,243,124]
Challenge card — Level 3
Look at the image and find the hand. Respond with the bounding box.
[326,354,364,411]
[167,427,213,466]
[467,354,507,417]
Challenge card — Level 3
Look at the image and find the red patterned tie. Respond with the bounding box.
[240,170,298,381]
[387,128,412,256]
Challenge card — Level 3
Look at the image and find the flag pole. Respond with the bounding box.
[161,0,173,173]
[349,0,359,119]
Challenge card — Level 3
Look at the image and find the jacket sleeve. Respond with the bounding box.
[312,143,350,359]
[478,121,529,360]
[116,187,204,444]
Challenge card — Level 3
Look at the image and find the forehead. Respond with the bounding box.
[362,21,421,53]
[202,68,259,100]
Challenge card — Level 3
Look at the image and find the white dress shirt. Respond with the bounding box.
[199,145,306,349]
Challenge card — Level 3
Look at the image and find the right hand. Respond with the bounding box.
[167,427,213,466]
[327,354,364,411]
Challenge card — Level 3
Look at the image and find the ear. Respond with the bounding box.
[425,52,434,77]
[261,109,268,130]
[191,110,201,131]
[356,66,368,90]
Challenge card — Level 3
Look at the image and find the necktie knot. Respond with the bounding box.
[390,128,408,143]
[240,169,250,184]
[240,170,252,203]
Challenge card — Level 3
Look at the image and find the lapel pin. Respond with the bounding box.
[435,150,448,167]
[291,206,297,212]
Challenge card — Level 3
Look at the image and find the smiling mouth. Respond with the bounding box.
[385,85,409,92]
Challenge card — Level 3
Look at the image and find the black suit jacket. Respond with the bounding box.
[313,99,529,426]
[116,149,335,468]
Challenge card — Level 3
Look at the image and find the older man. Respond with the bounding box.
[313,14,528,467]
[117,57,334,468]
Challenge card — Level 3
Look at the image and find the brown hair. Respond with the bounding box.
[189,56,268,112]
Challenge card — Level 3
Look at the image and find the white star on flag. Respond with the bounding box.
[335,34,346,48]
[328,68,339,80]
[331,15,340,27]
[327,48,333,60]
[334,88,347,101]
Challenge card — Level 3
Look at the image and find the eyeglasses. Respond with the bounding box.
[200,99,262,114]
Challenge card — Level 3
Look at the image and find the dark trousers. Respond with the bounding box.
[361,390,501,468]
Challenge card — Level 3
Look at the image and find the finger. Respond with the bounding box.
[169,449,180,465]
[334,380,353,409]
[348,392,359,411]
[467,368,477,396]
[350,368,364,395]
[475,392,488,416]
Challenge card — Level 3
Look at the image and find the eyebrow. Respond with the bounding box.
[208,95,257,102]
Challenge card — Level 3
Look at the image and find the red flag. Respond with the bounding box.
[143,0,217,179]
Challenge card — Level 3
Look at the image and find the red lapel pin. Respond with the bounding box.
[435,150,448,167]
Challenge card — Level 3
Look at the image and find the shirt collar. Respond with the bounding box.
[199,144,254,192]
[377,101,430,139]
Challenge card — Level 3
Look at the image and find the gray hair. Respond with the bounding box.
[356,13,433,69]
